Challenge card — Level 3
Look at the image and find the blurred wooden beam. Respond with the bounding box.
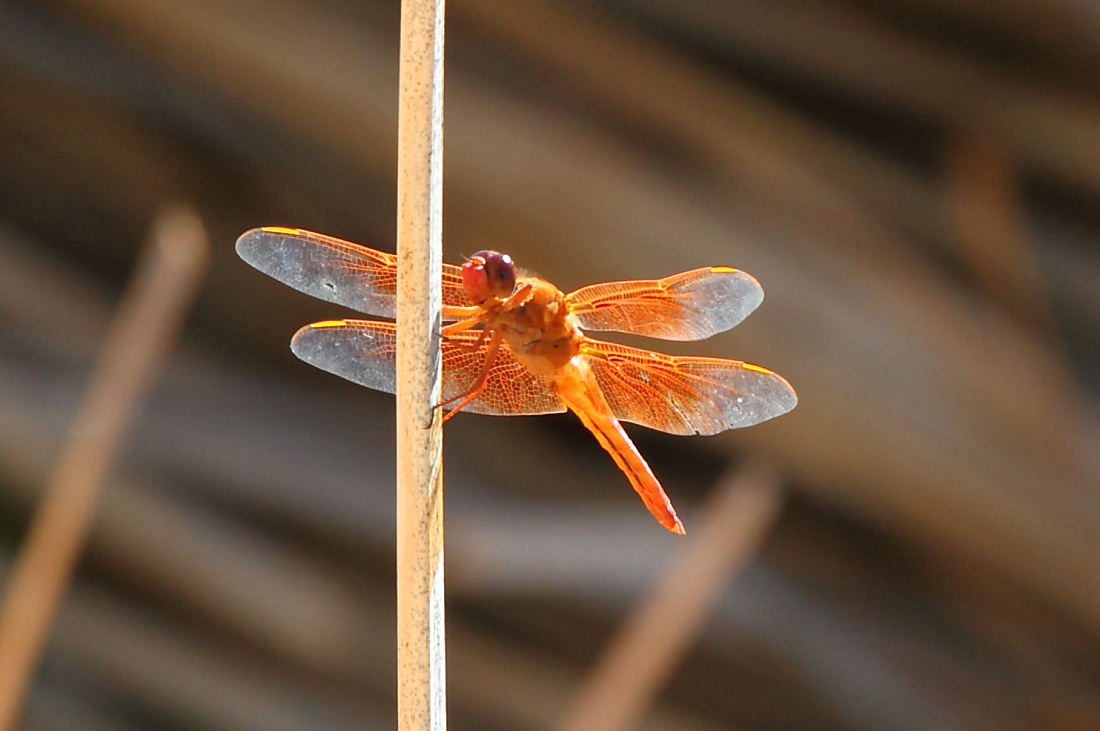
[874,0,1100,80]
[47,583,390,731]
[459,0,940,245]
[23,683,138,731]
[620,0,1100,193]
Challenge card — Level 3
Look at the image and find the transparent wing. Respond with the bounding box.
[290,320,566,417]
[236,227,471,319]
[564,267,764,341]
[580,338,796,435]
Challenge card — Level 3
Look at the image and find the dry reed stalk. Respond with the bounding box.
[0,207,208,730]
[555,461,785,731]
[395,0,447,729]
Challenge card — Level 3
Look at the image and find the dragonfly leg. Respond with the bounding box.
[440,282,530,344]
[442,304,482,321]
[441,313,484,336]
[499,282,533,310]
[447,325,489,354]
[438,328,505,422]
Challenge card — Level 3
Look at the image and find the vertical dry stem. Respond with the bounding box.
[395,0,447,729]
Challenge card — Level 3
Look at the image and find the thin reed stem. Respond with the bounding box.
[556,461,785,731]
[0,207,208,731]
[395,0,447,729]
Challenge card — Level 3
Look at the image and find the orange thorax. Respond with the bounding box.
[494,277,583,375]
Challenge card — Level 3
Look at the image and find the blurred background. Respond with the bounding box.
[1,0,1099,729]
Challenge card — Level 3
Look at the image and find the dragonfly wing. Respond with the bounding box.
[291,320,398,393]
[564,267,764,341]
[291,320,566,417]
[581,338,796,435]
[236,227,470,318]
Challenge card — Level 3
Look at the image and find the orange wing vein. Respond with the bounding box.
[564,266,764,340]
[290,320,567,417]
[580,338,797,435]
[235,227,472,319]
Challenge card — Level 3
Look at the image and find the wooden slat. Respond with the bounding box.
[620,0,1100,191]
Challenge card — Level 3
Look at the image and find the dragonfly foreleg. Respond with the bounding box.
[438,328,505,422]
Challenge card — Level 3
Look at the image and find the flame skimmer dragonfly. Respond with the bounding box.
[236,227,796,533]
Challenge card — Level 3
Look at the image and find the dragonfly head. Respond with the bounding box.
[462,250,516,304]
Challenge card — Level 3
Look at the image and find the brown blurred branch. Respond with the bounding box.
[555,462,784,731]
[0,207,207,730]
[946,131,1057,335]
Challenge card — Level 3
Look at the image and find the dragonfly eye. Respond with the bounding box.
[462,250,516,304]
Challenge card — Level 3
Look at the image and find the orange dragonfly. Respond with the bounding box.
[236,227,796,533]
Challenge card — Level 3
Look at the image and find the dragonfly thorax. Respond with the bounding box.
[498,278,581,372]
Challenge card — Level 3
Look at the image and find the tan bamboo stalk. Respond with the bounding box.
[395,0,447,728]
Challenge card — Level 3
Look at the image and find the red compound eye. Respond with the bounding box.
[461,250,516,304]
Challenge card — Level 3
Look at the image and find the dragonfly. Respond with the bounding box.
[236,227,796,533]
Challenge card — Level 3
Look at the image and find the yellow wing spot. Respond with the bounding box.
[710,266,737,273]
[262,226,301,235]
[310,320,348,329]
[743,363,774,374]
